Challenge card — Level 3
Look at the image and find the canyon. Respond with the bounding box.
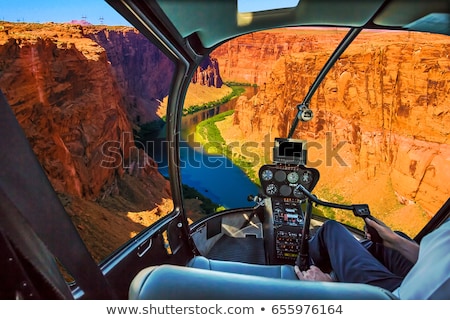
[0,22,226,261]
[0,23,176,261]
[211,29,450,233]
[0,22,449,259]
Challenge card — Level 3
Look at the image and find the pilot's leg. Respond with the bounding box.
[309,220,403,291]
[364,231,415,278]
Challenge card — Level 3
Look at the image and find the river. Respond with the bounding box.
[150,87,260,209]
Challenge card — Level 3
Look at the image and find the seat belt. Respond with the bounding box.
[0,91,115,299]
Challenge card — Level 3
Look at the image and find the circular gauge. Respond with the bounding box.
[274,170,286,182]
[293,188,306,199]
[261,169,273,181]
[287,171,299,183]
[265,183,277,196]
[280,185,292,197]
[301,171,313,184]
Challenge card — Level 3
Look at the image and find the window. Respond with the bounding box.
[0,4,175,263]
[180,27,449,237]
[238,0,300,13]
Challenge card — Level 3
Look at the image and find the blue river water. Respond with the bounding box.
[151,93,260,209]
[158,140,260,209]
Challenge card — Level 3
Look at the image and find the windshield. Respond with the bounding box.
[0,18,175,264]
[178,27,450,237]
[2,16,448,266]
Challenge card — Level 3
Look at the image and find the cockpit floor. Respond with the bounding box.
[206,235,266,265]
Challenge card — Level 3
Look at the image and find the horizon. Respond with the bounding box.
[0,0,297,27]
[0,0,131,26]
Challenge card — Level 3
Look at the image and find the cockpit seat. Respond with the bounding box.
[186,255,298,279]
[129,263,397,300]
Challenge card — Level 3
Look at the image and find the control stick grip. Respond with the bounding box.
[364,216,383,243]
[352,205,382,243]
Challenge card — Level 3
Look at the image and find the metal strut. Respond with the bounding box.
[287,27,362,138]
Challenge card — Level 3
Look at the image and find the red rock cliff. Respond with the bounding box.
[0,22,223,260]
[214,29,450,215]
[87,27,174,124]
[211,29,345,85]
[0,23,169,201]
[192,56,224,88]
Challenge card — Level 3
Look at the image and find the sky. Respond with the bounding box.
[238,0,299,12]
[0,0,131,26]
[0,0,300,26]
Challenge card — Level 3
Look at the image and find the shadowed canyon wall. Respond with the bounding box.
[87,28,174,124]
[192,56,223,88]
[0,23,223,204]
[0,23,181,260]
[0,23,171,203]
[1,22,448,250]
[212,29,450,216]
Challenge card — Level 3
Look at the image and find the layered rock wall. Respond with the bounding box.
[192,56,223,88]
[211,29,348,85]
[0,22,226,260]
[0,23,169,200]
[218,30,450,214]
[0,22,224,203]
[87,28,175,124]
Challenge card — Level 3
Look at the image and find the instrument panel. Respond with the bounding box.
[259,164,320,262]
[259,164,319,199]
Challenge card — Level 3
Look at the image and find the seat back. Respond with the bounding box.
[129,264,397,300]
[187,255,298,279]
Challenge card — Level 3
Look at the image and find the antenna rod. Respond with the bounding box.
[287,27,362,138]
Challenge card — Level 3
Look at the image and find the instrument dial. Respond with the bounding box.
[301,171,313,184]
[274,170,286,182]
[287,171,299,183]
[280,185,292,197]
[261,169,273,181]
[293,187,305,198]
[265,183,277,195]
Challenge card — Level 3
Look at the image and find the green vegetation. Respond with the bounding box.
[182,184,222,214]
[183,85,245,116]
[224,81,257,87]
[232,154,260,185]
[314,187,365,230]
[194,110,259,185]
[196,111,231,146]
